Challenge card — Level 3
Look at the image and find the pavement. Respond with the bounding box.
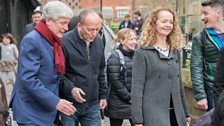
[6,85,131,126]
[102,117,131,126]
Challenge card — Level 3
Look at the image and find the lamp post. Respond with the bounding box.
[100,0,103,12]
[176,0,179,17]
[132,0,136,13]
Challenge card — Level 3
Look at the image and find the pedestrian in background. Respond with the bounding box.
[25,10,42,34]
[97,12,116,56]
[10,1,76,125]
[211,90,224,126]
[105,28,136,126]
[119,14,134,30]
[0,33,18,103]
[60,9,107,126]
[133,10,144,39]
[191,0,224,111]
[131,8,190,126]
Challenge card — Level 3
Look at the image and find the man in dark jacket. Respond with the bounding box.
[60,9,107,126]
[25,10,42,34]
[133,10,144,38]
[190,0,224,111]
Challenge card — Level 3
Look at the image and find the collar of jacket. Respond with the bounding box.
[205,28,223,49]
[119,45,134,57]
[72,28,93,47]
[140,45,176,59]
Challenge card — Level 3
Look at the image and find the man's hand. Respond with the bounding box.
[56,99,76,116]
[71,87,86,103]
[99,99,107,109]
[196,98,208,110]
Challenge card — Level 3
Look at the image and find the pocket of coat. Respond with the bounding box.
[20,93,33,102]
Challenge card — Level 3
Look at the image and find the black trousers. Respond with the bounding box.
[109,118,134,126]
[170,108,178,126]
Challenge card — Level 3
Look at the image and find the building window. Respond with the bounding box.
[102,7,113,19]
[115,7,130,19]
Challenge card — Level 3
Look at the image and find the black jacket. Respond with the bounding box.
[105,46,134,119]
[214,46,224,105]
[211,91,224,126]
[60,28,107,107]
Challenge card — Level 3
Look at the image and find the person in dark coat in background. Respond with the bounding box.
[119,14,134,30]
[68,16,79,31]
[25,10,42,34]
[133,10,144,39]
[211,91,224,126]
[131,8,191,126]
[97,12,116,55]
[212,46,224,126]
[105,28,136,126]
[213,46,224,105]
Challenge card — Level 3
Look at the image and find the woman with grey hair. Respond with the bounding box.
[10,1,76,126]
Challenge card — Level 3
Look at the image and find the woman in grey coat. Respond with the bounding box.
[131,8,191,126]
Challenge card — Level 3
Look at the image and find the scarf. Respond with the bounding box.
[35,20,65,74]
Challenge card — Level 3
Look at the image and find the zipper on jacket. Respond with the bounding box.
[86,42,90,60]
[206,30,221,50]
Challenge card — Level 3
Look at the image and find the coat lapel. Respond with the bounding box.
[41,37,54,60]
[141,45,176,59]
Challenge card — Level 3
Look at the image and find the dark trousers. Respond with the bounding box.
[170,97,178,126]
[109,118,134,126]
[170,109,178,126]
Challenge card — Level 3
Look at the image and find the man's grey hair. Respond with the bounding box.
[42,1,73,20]
[79,9,100,24]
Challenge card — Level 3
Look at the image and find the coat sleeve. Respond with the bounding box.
[107,52,131,101]
[18,37,60,110]
[213,47,224,106]
[176,51,190,117]
[60,37,75,95]
[98,51,108,100]
[190,35,206,101]
[131,49,146,124]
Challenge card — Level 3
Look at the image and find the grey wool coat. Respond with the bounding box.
[131,46,189,126]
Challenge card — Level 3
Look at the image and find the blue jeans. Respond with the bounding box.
[205,84,214,111]
[61,103,101,126]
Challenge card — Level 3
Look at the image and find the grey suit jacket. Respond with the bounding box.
[25,22,35,34]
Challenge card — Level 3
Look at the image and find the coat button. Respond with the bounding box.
[168,75,172,79]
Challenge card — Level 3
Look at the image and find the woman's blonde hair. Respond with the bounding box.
[113,28,136,44]
[139,7,185,50]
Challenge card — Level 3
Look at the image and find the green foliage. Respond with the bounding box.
[185,59,190,69]
[185,52,191,69]
[179,16,186,33]
[109,21,119,34]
